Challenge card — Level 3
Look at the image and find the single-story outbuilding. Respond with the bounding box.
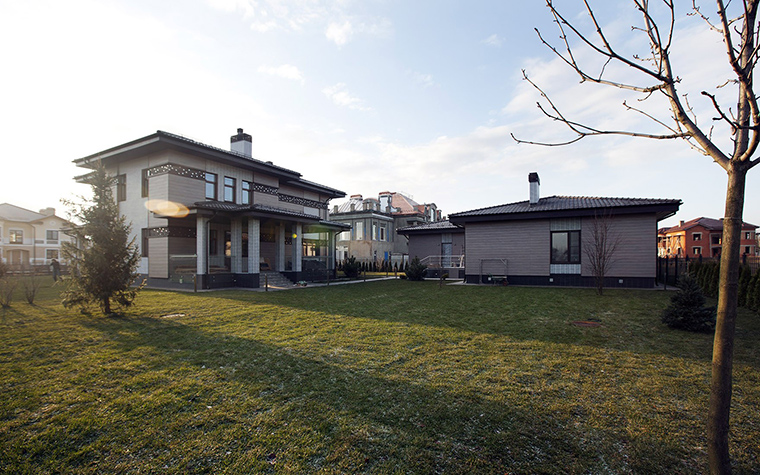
[397,220,465,278]
[448,173,681,287]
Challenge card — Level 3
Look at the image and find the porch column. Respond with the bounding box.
[293,223,303,272]
[276,224,285,271]
[247,219,260,274]
[196,216,209,275]
[230,218,242,274]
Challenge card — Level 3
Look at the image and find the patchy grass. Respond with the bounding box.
[1,277,758,473]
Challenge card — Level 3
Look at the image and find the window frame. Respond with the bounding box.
[116,174,127,202]
[9,229,23,244]
[205,173,218,200]
[693,246,702,255]
[241,180,252,205]
[550,230,581,265]
[141,169,149,198]
[223,176,236,203]
[692,232,702,241]
[46,230,59,242]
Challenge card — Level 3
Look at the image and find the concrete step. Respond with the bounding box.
[260,271,295,289]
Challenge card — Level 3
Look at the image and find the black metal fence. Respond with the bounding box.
[656,255,760,287]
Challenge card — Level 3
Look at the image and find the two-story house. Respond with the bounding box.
[0,204,74,270]
[658,217,757,258]
[73,129,347,289]
[330,191,441,267]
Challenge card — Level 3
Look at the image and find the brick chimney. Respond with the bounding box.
[230,128,252,157]
[529,172,540,205]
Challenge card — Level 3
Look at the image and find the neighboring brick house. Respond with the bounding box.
[0,204,74,269]
[73,129,347,289]
[657,217,757,258]
[448,173,681,287]
[330,191,441,267]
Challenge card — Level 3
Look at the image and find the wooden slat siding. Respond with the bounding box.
[149,237,169,278]
[147,174,170,228]
[581,213,656,278]
[167,174,205,207]
[465,220,550,276]
[408,234,442,261]
[253,192,279,208]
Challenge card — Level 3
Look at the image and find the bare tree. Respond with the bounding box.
[583,212,621,295]
[514,1,760,472]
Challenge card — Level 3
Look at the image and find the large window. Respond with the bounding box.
[551,230,580,264]
[9,230,23,244]
[205,173,217,200]
[224,177,235,203]
[116,174,127,202]
[355,221,364,240]
[242,180,252,205]
[46,230,59,242]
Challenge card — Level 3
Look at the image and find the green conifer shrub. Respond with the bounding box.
[405,257,427,281]
[661,273,716,332]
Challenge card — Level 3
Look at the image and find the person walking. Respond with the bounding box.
[50,258,60,282]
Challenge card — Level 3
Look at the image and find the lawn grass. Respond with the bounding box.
[1,277,758,473]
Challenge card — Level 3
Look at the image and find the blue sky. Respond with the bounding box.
[1,0,758,227]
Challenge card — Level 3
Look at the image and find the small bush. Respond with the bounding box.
[0,277,17,308]
[342,256,361,278]
[661,274,716,332]
[405,257,427,281]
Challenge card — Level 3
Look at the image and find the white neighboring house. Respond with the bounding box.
[0,204,74,269]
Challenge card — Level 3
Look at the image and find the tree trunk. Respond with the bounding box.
[708,163,747,474]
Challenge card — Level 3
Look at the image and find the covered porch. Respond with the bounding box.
[144,202,348,289]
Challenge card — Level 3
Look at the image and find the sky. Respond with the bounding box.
[1,0,758,228]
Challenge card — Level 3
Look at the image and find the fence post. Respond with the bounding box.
[664,256,669,290]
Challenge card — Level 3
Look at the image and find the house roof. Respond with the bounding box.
[0,203,64,223]
[397,220,462,235]
[660,216,758,234]
[73,130,345,199]
[449,195,681,224]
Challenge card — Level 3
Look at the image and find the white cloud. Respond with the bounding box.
[325,20,353,46]
[257,64,305,84]
[482,34,503,47]
[206,0,391,45]
[322,83,371,111]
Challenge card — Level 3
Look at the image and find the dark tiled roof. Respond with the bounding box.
[450,195,681,217]
[398,220,461,234]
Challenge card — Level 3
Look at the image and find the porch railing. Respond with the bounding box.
[420,255,465,268]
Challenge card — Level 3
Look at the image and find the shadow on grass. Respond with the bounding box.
[62,314,701,474]
[197,281,738,365]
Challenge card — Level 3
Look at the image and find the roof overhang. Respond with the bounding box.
[449,202,681,226]
[73,131,346,199]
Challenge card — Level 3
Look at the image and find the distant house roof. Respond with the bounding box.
[449,195,681,224]
[397,220,462,235]
[660,217,758,234]
[73,130,345,199]
[0,203,64,223]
